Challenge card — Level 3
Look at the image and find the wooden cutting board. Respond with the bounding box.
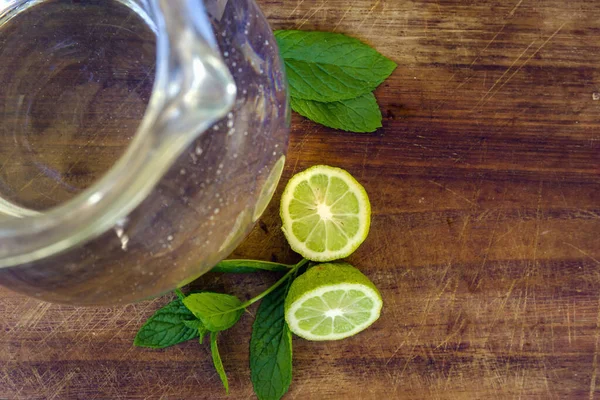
[2,0,600,398]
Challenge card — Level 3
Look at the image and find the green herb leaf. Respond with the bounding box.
[182,319,208,343]
[250,280,293,400]
[291,93,382,133]
[274,30,396,102]
[183,293,244,332]
[134,298,198,348]
[211,332,229,394]
[212,259,291,274]
[182,319,204,330]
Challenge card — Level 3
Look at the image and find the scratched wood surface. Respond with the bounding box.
[2,0,600,399]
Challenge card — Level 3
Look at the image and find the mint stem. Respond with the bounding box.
[175,288,185,300]
[211,259,293,273]
[240,259,309,309]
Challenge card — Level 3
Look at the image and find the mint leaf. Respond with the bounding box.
[211,332,229,394]
[134,298,198,348]
[250,280,293,400]
[182,319,208,343]
[291,93,382,133]
[182,319,204,330]
[183,292,244,332]
[212,259,291,274]
[274,30,396,102]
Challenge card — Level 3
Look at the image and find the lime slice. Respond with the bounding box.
[253,155,286,222]
[285,263,382,341]
[280,165,370,262]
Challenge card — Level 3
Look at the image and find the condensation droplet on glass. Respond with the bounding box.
[232,62,237,67]
[214,208,220,214]
[227,119,234,128]
[180,169,186,175]
[224,51,229,57]
[167,235,173,242]
[195,146,203,156]
[114,218,129,251]
[233,153,238,158]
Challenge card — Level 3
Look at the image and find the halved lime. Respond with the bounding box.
[285,263,382,341]
[280,165,370,262]
[253,155,286,222]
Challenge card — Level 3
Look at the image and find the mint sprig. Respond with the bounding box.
[135,259,309,395]
[275,30,396,133]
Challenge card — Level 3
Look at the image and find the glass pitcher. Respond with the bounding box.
[0,0,289,305]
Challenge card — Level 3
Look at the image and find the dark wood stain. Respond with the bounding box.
[1,0,600,399]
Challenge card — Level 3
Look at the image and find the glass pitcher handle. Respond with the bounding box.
[148,0,237,142]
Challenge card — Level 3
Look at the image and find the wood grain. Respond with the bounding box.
[1,0,600,399]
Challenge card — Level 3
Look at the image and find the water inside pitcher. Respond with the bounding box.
[0,0,234,213]
[0,0,289,304]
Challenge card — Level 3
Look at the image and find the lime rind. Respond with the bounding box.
[280,165,371,262]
